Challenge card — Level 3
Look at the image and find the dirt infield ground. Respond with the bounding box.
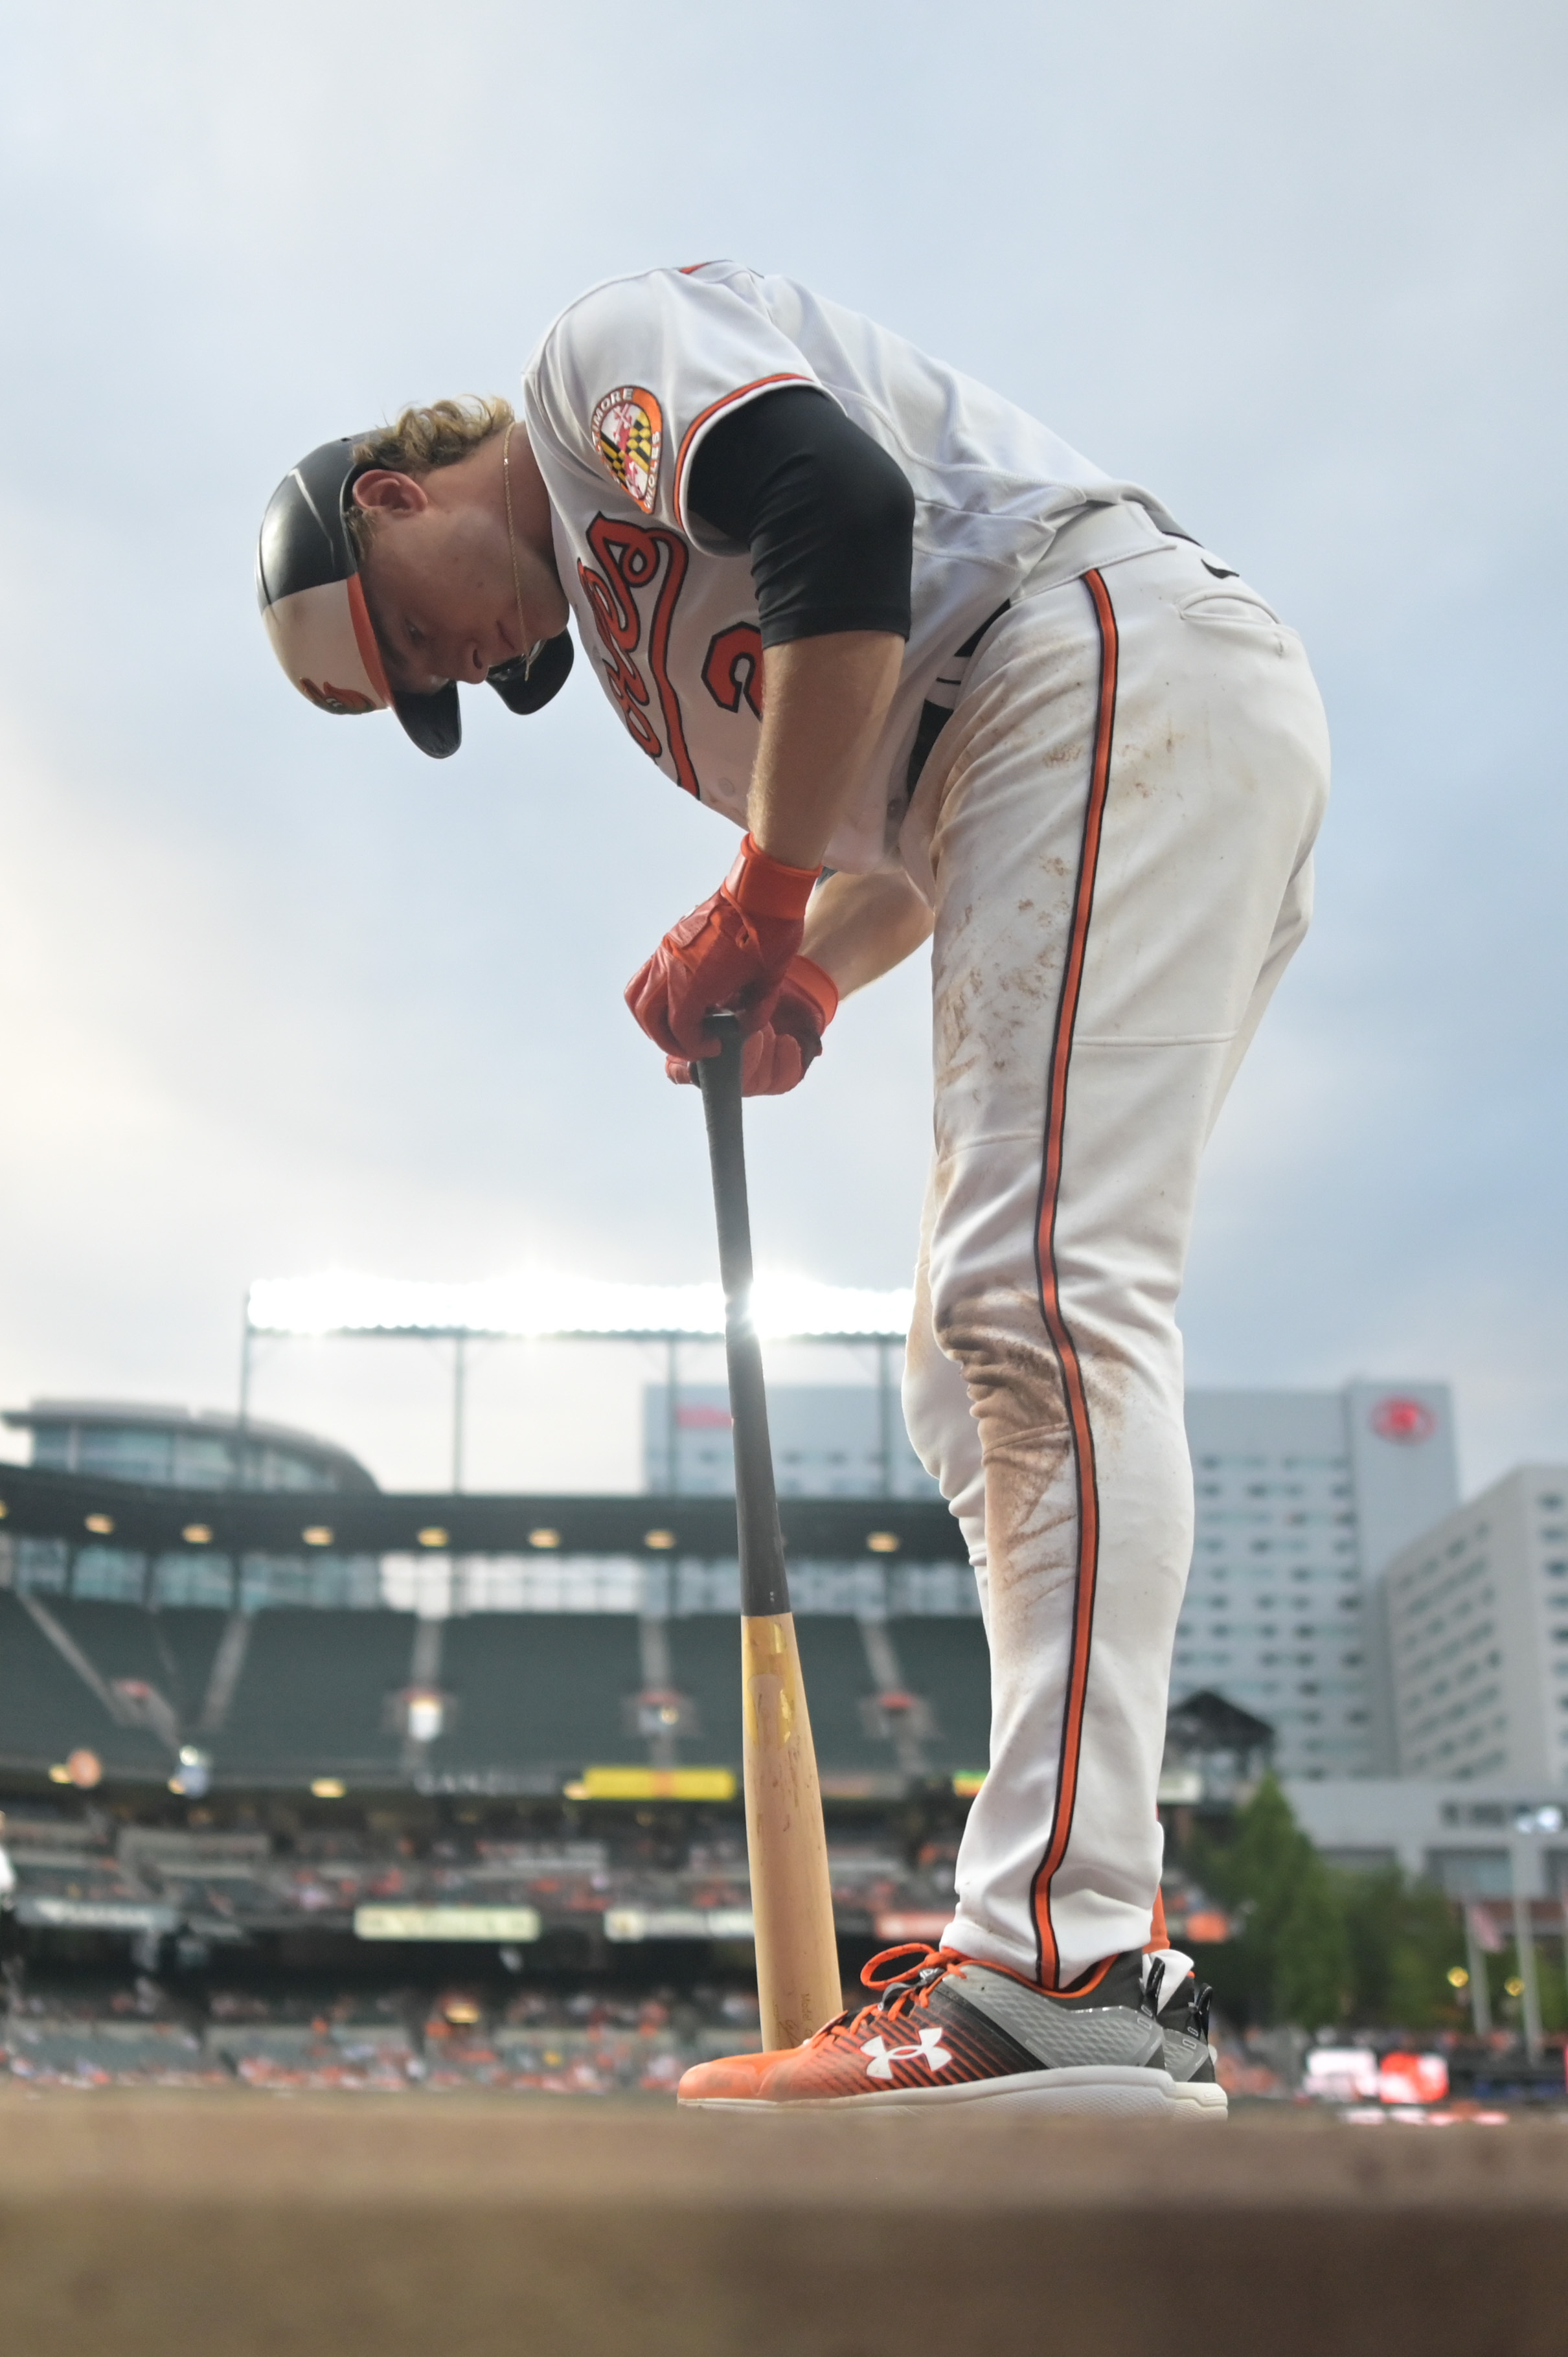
[1,2087,1564,2356]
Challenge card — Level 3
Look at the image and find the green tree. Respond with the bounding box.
[1187,1772,1348,2029]
[1181,1778,1480,2031]
[1335,1867,1467,2031]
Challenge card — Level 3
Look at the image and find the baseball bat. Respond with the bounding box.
[697,1013,841,2051]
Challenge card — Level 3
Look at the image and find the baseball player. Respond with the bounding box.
[258,261,1328,2115]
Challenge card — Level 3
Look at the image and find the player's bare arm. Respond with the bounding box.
[800,869,933,999]
[742,632,903,871]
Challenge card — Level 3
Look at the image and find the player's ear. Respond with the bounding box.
[351,470,429,517]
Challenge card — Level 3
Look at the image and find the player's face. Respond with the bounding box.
[356,462,567,692]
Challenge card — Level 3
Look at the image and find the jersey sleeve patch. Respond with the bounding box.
[591,385,663,514]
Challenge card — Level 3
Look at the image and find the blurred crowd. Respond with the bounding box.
[1,1974,764,2093]
[0,1812,963,1943]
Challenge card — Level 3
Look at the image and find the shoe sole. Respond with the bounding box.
[1165,2077,1227,2114]
[681,2065,1227,2119]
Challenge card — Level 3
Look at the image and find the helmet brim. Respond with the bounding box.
[488,631,574,716]
[392,683,462,759]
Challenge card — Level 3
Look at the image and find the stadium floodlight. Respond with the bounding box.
[245,1270,913,1343]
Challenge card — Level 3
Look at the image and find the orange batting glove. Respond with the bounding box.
[624,834,821,1060]
[665,956,839,1095]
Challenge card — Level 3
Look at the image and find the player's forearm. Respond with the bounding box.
[801,868,933,998]
[745,632,905,871]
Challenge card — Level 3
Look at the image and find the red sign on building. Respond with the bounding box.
[1370,1395,1436,1445]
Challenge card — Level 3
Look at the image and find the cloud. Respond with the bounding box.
[0,0,1563,1492]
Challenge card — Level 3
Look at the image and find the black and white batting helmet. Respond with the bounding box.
[255,436,573,759]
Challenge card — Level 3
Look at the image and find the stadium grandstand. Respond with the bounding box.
[0,1395,1238,2089]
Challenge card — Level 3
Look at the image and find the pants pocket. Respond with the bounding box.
[1178,587,1285,628]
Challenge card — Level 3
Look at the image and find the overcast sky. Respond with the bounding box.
[0,0,1563,1495]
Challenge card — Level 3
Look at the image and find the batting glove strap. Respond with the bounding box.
[778,953,839,1036]
[723,834,823,922]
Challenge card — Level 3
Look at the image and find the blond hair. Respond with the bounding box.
[347,395,514,560]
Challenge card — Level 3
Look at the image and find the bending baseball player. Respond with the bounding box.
[258,262,1328,2115]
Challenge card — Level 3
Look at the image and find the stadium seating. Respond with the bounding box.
[663,1615,742,1760]
[54,1599,227,1730]
[795,1616,900,1778]
[435,1613,642,1777]
[888,1616,992,1774]
[216,1608,413,1782]
[0,1593,990,1788]
[0,1593,168,1776]
[5,2017,220,2086]
[665,1613,989,1782]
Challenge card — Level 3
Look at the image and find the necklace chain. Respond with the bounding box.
[501,422,537,679]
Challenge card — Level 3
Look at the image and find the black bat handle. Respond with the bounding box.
[697,1014,791,1618]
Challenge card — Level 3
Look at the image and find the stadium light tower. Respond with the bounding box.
[240,1271,914,1496]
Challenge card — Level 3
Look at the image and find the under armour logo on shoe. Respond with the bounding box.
[860,2025,954,2081]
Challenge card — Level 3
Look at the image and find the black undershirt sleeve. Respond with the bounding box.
[686,385,915,648]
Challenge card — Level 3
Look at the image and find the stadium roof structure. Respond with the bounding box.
[245,1271,913,1344]
[240,1272,913,1499]
[3,1401,377,1493]
[0,1463,966,1564]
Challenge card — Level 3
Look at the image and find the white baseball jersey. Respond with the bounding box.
[522,262,1179,871]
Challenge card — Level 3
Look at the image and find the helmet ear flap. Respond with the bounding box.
[488,630,573,714]
[391,684,462,759]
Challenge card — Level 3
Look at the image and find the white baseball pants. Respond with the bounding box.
[899,532,1330,1990]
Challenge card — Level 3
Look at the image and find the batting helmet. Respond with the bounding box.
[256,436,573,759]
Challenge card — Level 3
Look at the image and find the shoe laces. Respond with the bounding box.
[808,1943,959,2044]
[810,1942,1135,2046]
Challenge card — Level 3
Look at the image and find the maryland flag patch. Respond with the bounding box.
[591,385,663,513]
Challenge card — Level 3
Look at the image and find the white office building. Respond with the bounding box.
[1383,1466,1568,1785]
[1286,1774,1568,1896]
[1175,1384,1459,1780]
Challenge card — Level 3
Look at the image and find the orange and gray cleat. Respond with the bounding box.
[678,1942,1226,2117]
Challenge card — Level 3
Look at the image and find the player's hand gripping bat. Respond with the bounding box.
[698,1013,841,2050]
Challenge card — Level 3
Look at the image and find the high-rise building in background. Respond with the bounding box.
[1179,1385,1457,1780]
[643,1385,938,1501]
[1383,1467,1568,1784]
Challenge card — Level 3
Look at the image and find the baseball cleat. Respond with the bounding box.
[677,1942,1227,2116]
